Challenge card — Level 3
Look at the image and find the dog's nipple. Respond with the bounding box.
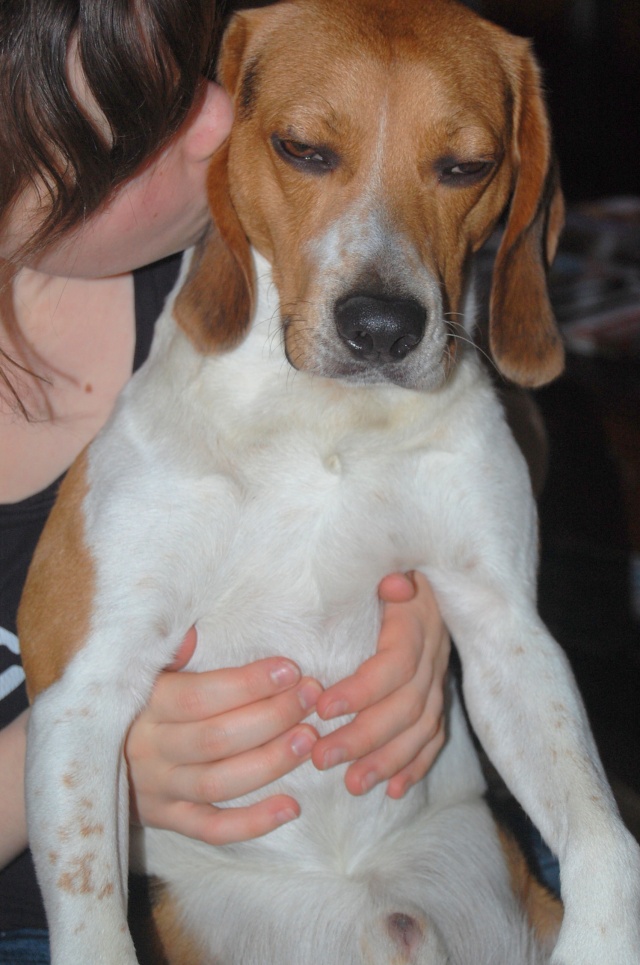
[386,912,424,958]
[323,453,342,474]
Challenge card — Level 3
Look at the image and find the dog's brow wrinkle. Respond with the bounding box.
[372,95,389,185]
[239,57,261,119]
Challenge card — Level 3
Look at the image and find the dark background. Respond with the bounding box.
[472,0,640,204]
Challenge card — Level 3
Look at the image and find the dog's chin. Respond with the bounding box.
[285,346,449,393]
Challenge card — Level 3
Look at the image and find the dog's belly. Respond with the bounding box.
[141,683,483,896]
[137,472,436,905]
[140,681,492,965]
[134,425,487,866]
[172,428,430,684]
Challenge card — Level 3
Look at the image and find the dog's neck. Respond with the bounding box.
[149,245,482,450]
[240,248,286,366]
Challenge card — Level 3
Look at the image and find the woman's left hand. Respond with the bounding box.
[313,572,450,799]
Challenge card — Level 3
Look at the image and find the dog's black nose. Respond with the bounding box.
[335,294,426,363]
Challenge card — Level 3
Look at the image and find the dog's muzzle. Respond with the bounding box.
[335,293,426,364]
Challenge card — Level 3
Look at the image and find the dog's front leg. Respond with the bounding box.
[26,670,140,965]
[430,576,640,965]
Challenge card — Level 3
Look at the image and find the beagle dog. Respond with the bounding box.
[19,0,640,963]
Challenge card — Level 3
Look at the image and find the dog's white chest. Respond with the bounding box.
[158,380,438,683]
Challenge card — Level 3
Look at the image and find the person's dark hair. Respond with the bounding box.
[0,0,222,257]
[0,0,225,413]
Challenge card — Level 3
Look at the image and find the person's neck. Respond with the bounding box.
[0,267,135,502]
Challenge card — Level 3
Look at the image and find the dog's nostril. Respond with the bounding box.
[335,294,426,363]
[390,330,423,359]
[349,329,375,354]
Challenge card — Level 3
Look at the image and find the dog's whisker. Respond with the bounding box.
[448,331,498,374]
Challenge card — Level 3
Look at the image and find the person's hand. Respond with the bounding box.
[125,571,449,844]
[313,572,449,799]
[125,629,322,845]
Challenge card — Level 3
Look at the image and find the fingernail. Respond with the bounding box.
[394,780,410,799]
[361,771,378,793]
[322,699,349,719]
[275,807,298,826]
[405,570,418,591]
[291,731,316,757]
[270,662,300,688]
[322,747,346,769]
[297,681,321,712]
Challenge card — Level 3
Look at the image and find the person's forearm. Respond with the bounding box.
[0,708,29,869]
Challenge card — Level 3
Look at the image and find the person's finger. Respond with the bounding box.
[163,626,198,671]
[313,677,433,772]
[148,657,305,723]
[316,631,421,721]
[154,678,322,765]
[384,722,447,799]
[376,571,417,603]
[158,794,301,846]
[343,688,446,796]
[165,724,319,806]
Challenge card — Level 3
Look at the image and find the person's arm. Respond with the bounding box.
[0,708,29,869]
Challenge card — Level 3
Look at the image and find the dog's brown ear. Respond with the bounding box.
[174,11,257,355]
[217,10,252,96]
[490,47,565,388]
[174,141,254,354]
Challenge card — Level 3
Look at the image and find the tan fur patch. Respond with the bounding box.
[18,451,95,699]
[57,852,96,896]
[498,825,563,949]
[149,884,207,965]
[173,146,254,355]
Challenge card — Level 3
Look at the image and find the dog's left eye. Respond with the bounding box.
[438,159,494,185]
[272,136,338,173]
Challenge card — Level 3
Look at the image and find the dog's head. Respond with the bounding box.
[176,0,564,390]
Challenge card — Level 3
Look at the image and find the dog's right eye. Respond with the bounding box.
[436,158,495,187]
[272,135,338,173]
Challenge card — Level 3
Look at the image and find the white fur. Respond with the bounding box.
[25,252,640,964]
